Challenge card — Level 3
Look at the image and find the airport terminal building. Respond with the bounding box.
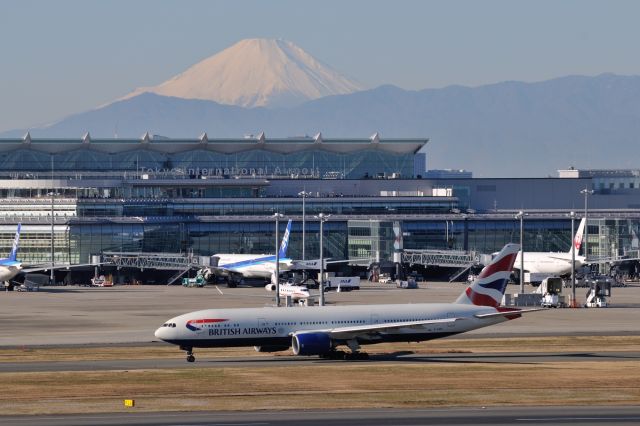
[1,134,639,282]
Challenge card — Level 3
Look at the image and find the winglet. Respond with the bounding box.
[8,223,21,261]
[278,219,292,258]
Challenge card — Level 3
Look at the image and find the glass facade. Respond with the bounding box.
[0,141,422,180]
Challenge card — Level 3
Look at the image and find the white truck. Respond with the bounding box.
[378,274,393,284]
[534,276,565,308]
[324,276,360,292]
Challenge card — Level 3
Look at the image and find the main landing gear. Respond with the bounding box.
[181,346,195,362]
[320,350,369,360]
[320,340,370,360]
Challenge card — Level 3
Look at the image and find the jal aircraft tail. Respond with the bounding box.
[455,243,519,308]
[278,219,292,258]
[570,217,587,256]
[7,223,21,262]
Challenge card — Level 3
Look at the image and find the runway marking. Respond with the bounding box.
[517,417,640,421]
[215,285,224,295]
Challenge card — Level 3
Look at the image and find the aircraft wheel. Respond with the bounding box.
[187,354,195,363]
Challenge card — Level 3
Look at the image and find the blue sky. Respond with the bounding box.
[1,0,639,132]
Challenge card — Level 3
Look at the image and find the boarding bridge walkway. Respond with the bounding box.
[101,252,201,271]
[401,249,480,268]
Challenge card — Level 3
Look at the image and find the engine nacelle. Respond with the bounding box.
[291,332,332,356]
[254,345,290,353]
[265,283,276,291]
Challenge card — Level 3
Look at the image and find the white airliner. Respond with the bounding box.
[156,243,540,362]
[1,223,99,287]
[514,218,586,276]
[201,220,293,286]
[0,224,22,283]
[265,282,311,301]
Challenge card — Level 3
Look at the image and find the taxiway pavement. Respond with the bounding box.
[3,406,640,426]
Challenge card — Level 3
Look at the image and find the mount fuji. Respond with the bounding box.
[122,38,363,108]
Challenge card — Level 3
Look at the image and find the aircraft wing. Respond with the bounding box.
[473,308,546,319]
[21,263,99,273]
[293,318,460,339]
[545,255,573,263]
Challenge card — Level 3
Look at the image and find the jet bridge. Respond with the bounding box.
[401,249,480,268]
[101,252,203,285]
[101,252,201,271]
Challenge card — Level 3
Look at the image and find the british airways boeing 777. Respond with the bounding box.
[156,243,541,362]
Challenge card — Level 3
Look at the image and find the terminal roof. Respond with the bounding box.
[0,136,428,155]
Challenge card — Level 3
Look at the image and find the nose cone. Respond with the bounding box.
[154,323,175,341]
[154,326,165,340]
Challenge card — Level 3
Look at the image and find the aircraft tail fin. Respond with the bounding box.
[570,218,587,255]
[278,219,292,258]
[8,223,21,261]
[455,243,519,307]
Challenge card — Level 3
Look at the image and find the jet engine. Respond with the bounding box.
[254,345,290,353]
[265,283,276,291]
[291,332,332,356]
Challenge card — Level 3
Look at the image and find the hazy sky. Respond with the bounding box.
[1,0,639,133]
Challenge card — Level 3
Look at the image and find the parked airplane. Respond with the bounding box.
[513,218,586,276]
[0,224,23,284]
[156,243,540,362]
[265,282,311,301]
[1,223,99,288]
[201,220,293,286]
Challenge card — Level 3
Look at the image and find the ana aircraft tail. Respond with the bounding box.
[278,219,292,258]
[8,223,21,261]
[570,218,587,255]
[456,243,519,307]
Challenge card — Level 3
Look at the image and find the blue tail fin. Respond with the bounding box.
[278,220,292,258]
[9,223,21,261]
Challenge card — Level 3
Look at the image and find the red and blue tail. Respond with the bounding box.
[455,243,519,308]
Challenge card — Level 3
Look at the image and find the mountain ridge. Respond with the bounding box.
[4,73,640,177]
[120,38,363,108]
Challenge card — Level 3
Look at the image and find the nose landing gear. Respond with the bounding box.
[180,346,195,362]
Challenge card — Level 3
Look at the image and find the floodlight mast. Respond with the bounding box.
[274,213,284,306]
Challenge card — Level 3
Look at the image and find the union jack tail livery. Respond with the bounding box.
[455,243,519,307]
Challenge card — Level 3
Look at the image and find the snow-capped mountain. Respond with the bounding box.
[123,38,363,108]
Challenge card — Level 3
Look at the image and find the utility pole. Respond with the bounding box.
[50,155,55,286]
[274,213,283,306]
[515,211,526,294]
[318,213,329,306]
[570,211,576,307]
[581,187,594,262]
[298,190,310,260]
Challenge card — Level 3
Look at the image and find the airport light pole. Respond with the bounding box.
[515,211,526,294]
[581,187,594,261]
[274,212,284,306]
[570,211,576,307]
[298,190,310,260]
[50,155,55,286]
[317,213,329,306]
